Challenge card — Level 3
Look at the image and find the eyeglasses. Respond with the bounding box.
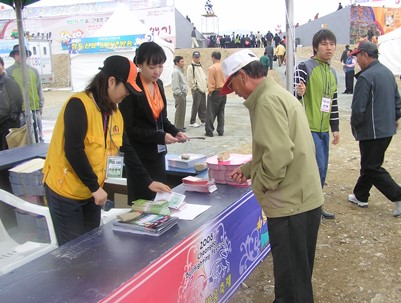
[227,71,239,91]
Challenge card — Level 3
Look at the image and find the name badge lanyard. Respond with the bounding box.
[319,64,332,113]
[156,116,167,153]
[104,113,124,178]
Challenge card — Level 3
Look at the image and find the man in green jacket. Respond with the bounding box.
[6,44,44,143]
[221,49,324,303]
[294,29,340,219]
[259,50,270,76]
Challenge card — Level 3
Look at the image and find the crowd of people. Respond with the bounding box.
[206,30,285,49]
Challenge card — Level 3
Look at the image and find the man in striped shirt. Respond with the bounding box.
[294,29,340,219]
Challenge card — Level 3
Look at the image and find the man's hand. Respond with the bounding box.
[229,167,248,184]
[332,131,340,145]
[297,81,306,97]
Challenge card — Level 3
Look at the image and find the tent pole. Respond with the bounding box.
[285,0,294,92]
[15,0,35,144]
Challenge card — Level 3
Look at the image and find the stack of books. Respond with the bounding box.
[112,211,178,236]
[8,158,45,198]
[182,176,217,193]
[131,199,171,215]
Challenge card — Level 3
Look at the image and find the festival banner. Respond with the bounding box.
[68,34,148,54]
[101,191,270,303]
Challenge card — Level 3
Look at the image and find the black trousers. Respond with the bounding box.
[345,70,354,93]
[45,185,101,246]
[205,91,226,135]
[354,137,401,202]
[268,55,274,69]
[190,89,207,125]
[268,206,321,303]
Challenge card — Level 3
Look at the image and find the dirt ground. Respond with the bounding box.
[42,47,401,303]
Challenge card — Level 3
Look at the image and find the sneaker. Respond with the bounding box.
[348,194,369,208]
[189,123,200,128]
[200,122,205,126]
[393,201,401,217]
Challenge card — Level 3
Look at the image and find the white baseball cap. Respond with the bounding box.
[221,49,259,95]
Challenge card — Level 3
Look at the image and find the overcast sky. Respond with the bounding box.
[25,0,399,35]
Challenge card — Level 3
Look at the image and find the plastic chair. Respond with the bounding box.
[0,189,57,276]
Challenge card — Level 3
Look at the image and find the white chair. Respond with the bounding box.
[0,189,58,276]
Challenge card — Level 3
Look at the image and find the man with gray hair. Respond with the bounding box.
[347,41,401,217]
[221,49,323,302]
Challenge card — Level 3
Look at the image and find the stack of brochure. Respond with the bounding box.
[154,192,186,210]
[112,211,178,236]
[131,199,171,215]
[182,176,217,193]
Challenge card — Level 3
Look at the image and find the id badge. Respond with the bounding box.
[157,144,167,153]
[106,156,124,178]
[321,97,331,113]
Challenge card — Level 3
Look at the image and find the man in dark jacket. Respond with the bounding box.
[348,41,401,217]
[0,57,22,150]
[264,41,274,70]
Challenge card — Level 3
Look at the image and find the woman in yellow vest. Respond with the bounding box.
[43,55,170,246]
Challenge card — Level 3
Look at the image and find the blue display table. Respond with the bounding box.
[0,183,270,302]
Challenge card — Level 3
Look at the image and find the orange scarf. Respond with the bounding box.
[140,74,164,120]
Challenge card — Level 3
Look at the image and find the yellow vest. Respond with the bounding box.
[43,92,123,200]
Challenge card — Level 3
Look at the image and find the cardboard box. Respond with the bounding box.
[206,154,252,186]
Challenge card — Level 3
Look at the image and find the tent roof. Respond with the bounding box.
[0,0,39,9]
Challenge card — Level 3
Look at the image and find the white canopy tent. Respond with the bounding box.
[378,26,401,76]
[70,4,175,92]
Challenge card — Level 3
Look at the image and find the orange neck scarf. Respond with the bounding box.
[140,74,164,120]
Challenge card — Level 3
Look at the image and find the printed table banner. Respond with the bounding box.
[101,191,270,303]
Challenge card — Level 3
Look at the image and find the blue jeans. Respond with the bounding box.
[311,132,329,188]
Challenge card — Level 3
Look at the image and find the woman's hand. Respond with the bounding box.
[164,133,179,144]
[148,181,171,193]
[175,132,189,143]
[92,187,107,206]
